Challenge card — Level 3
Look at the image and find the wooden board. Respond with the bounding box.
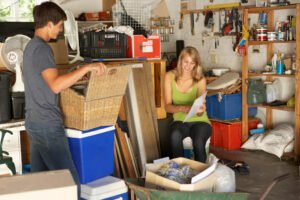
[115,124,137,178]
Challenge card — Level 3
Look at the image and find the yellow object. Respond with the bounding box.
[204,2,241,10]
[287,96,295,108]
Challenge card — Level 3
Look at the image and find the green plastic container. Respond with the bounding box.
[126,178,249,200]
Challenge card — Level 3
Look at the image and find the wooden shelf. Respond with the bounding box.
[249,40,296,45]
[248,104,294,112]
[248,73,295,78]
[181,4,297,15]
[248,4,296,13]
[181,5,255,15]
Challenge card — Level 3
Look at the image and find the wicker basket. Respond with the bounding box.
[60,65,131,130]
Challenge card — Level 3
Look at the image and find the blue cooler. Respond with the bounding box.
[66,126,115,184]
[81,176,128,200]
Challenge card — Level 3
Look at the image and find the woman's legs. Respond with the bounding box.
[170,121,189,158]
[190,122,212,162]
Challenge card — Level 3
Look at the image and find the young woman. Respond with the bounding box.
[164,46,211,162]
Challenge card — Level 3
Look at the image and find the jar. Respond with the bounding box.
[267,32,277,41]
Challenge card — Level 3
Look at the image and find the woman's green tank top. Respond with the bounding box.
[172,75,210,124]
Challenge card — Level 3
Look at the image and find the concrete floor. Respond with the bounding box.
[158,117,300,199]
[210,146,300,200]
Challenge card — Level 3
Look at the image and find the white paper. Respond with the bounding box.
[191,159,218,184]
[183,91,207,122]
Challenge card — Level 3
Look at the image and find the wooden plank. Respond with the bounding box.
[113,142,121,178]
[124,75,144,176]
[242,8,249,143]
[156,61,167,119]
[249,40,296,46]
[118,96,127,121]
[124,132,140,177]
[114,134,127,178]
[132,65,160,163]
[115,124,137,178]
[295,4,300,156]
[248,4,296,13]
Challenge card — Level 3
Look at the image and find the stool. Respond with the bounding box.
[182,137,211,160]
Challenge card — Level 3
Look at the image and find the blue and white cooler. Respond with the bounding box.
[66,126,115,184]
[81,176,128,200]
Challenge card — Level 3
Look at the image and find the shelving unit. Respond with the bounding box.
[241,4,300,158]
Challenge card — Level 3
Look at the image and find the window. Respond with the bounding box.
[0,0,46,21]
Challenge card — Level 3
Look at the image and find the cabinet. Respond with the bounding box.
[241,5,300,157]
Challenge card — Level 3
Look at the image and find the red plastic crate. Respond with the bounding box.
[211,119,260,150]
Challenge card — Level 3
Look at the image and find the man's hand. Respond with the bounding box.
[87,62,106,75]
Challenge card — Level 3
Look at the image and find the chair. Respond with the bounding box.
[0,129,16,175]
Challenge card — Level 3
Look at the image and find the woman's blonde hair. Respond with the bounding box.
[174,46,203,83]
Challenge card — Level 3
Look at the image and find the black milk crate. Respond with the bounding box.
[79,31,128,58]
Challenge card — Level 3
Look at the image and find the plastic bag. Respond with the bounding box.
[266,79,281,103]
[247,79,266,104]
[213,163,236,192]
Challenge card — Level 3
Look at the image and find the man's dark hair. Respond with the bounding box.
[33,2,67,29]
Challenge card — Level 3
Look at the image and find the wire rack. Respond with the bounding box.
[113,0,151,34]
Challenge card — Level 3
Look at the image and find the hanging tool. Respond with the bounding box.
[222,10,233,36]
[204,11,214,29]
[196,13,200,22]
[190,13,195,35]
[219,10,222,34]
[179,12,184,29]
[232,8,241,51]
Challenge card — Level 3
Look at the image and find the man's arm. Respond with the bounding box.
[42,62,106,94]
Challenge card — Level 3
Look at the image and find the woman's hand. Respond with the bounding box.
[197,102,206,116]
[179,105,191,113]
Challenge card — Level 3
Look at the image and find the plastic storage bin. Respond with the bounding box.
[210,119,260,150]
[81,176,128,200]
[0,71,12,123]
[66,126,115,184]
[11,92,25,119]
[206,93,257,120]
[79,31,128,58]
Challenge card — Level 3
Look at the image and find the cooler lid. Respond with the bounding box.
[65,125,115,138]
[81,176,127,196]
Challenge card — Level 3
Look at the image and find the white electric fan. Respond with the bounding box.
[64,10,83,63]
[0,34,31,93]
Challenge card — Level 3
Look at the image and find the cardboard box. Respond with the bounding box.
[60,65,131,130]
[102,0,116,12]
[127,35,161,59]
[48,39,69,65]
[0,170,77,200]
[145,157,216,192]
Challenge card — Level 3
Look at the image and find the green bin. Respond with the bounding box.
[125,178,249,200]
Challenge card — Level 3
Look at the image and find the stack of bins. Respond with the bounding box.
[206,93,258,149]
[60,66,131,199]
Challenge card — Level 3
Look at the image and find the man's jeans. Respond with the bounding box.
[25,121,80,198]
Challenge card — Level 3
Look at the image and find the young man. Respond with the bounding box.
[23,2,106,198]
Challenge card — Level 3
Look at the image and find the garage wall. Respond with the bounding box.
[165,0,296,125]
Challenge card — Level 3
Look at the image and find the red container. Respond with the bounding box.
[210,119,260,150]
[127,35,161,59]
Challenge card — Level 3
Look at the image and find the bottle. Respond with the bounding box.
[276,53,284,74]
[272,53,277,73]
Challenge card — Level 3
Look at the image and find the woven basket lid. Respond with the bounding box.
[85,65,131,101]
